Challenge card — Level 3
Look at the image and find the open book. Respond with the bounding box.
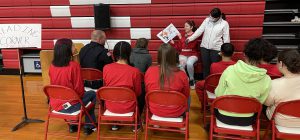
[156,23,180,43]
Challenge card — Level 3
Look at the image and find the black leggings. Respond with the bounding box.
[215,109,257,126]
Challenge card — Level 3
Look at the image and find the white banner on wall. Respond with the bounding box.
[0,24,41,49]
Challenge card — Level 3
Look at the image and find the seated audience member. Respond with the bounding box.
[195,43,235,106]
[103,41,142,131]
[258,41,281,76]
[170,20,199,89]
[79,30,113,89]
[264,50,300,127]
[49,38,96,135]
[215,38,271,126]
[130,38,152,73]
[145,43,190,117]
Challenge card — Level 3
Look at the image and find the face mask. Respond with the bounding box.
[209,16,219,22]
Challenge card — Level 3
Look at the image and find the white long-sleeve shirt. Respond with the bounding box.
[188,17,230,51]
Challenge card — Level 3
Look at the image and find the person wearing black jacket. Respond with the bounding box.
[79,30,113,89]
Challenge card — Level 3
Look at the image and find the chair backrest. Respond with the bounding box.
[146,90,187,107]
[272,100,300,119]
[81,68,103,81]
[97,87,137,102]
[204,73,222,93]
[212,95,262,114]
[43,85,80,101]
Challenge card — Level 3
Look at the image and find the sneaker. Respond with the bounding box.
[69,125,78,133]
[111,125,119,131]
[84,127,96,135]
[189,80,195,90]
[153,125,160,128]
[132,124,142,132]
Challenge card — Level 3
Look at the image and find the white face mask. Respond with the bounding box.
[209,16,219,22]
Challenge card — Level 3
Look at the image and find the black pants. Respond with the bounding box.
[200,47,221,78]
[137,82,146,115]
[215,109,257,126]
[84,80,103,89]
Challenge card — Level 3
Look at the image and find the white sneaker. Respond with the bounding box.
[180,127,186,131]
[291,16,299,23]
[153,125,160,128]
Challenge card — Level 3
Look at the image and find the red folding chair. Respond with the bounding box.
[144,90,189,140]
[81,68,103,92]
[263,100,300,140]
[210,95,262,140]
[202,73,222,126]
[43,85,96,140]
[96,87,139,140]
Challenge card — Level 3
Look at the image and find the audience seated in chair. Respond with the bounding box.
[130,38,152,74]
[195,43,235,106]
[79,30,113,89]
[215,38,272,126]
[264,50,300,127]
[103,41,143,131]
[258,41,282,77]
[49,38,97,135]
[145,43,190,118]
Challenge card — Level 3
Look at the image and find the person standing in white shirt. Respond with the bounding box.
[186,8,230,78]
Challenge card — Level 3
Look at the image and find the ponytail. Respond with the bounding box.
[221,13,226,20]
[185,20,197,32]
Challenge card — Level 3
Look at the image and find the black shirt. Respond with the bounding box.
[79,41,113,71]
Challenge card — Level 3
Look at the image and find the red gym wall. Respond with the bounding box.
[0,0,265,72]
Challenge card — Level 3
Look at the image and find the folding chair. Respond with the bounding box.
[144,90,189,140]
[263,100,300,140]
[202,73,222,126]
[81,68,103,92]
[96,87,139,140]
[43,85,96,140]
[210,95,262,140]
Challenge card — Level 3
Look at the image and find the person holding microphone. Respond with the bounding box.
[170,20,199,89]
[186,8,230,78]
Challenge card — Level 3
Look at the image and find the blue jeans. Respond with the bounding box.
[59,91,96,129]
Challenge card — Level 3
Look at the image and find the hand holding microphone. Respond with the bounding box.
[185,39,189,45]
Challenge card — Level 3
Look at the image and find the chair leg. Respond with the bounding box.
[209,117,214,140]
[97,120,101,140]
[203,103,206,126]
[272,123,275,140]
[144,112,149,140]
[44,114,50,140]
[77,114,83,140]
[134,113,138,140]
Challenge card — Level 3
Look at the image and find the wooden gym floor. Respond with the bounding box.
[0,75,280,140]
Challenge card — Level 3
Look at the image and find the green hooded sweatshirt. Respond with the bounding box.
[215,60,271,117]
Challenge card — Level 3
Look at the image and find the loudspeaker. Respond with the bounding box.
[94,4,110,30]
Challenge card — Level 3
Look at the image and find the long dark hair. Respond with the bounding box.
[52,38,73,67]
[113,41,132,64]
[210,8,226,20]
[157,43,178,89]
[278,50,300,74]
[185,20,197,32]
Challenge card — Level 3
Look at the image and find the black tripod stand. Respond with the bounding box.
[12,51,44,131]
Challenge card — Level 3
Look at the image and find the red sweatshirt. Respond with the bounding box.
[49,61,84,111]
[210,60,236,74]
[258,64,282,76]
[172,32,199,57]
[103,63,142,114]
[145,66,190,117]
